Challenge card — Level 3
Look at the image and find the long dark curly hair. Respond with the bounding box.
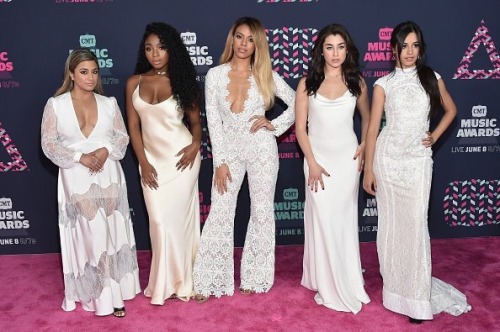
[305,24,362,97]
[391,21,440,118]
[134,22,200,112]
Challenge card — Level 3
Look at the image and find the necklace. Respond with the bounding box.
[327,73,342,78]
[157,71,166,75]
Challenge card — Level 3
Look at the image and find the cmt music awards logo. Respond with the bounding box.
[69,34,118,85]
[443,179,500,226]
[362,27,394,79]
[275,188,303,236]
[0,197,35,246]
[181,31,213,75]
[277,125,300,159]
[359,198,378,233]
[266,27,318,79]
[453,20,500,79]
[451,105,500,154]
[0,51,20,88]
[199,191,211,224]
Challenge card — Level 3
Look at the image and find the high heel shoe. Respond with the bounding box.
[194,294,209,304]
[408,317,423,324]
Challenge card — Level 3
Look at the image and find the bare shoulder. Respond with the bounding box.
[126,74,140,91]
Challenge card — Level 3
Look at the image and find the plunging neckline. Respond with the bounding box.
[69,92,98,140]
[224,64,253,115]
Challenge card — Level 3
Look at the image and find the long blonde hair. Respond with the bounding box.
[54,48,104,97]
[220,17,275,109]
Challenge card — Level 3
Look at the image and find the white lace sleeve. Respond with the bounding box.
[205,69,228,168]
[270,72,295,137]
[105,97,129,161]
[41,98,78,169]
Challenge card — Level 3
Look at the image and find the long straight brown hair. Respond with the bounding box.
[54,48,104,97]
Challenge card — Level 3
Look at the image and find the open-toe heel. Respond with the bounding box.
[194,294,209,304]
[113,307,126,318]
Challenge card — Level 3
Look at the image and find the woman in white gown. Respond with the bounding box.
[41,49,140,317]
[295,24,370,313]
[363,21,471,323]
[193,17,295,302]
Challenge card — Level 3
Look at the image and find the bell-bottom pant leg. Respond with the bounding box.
[240,148,279,292]
[193,160,247,297]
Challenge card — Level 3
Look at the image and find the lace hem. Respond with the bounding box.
[63,244,138,303]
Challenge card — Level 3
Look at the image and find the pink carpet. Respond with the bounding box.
[0,237,498,331]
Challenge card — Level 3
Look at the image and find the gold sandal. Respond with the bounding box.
[194,294,209,304]
[239,289,256,296]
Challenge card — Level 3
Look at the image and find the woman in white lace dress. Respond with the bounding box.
[193,17,295,302]
[41,49,140,317]
[363,21,471,323]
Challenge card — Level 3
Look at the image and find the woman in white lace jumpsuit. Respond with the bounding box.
[193,17,295,301]
[363,21,470,323]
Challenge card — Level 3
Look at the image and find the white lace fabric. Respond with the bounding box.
[193,63,295,297]
[374,68,471,319]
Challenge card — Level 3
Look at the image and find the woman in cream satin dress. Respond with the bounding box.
[126,22,202,305]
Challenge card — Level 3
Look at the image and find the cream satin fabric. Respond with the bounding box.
[133,85,200,305]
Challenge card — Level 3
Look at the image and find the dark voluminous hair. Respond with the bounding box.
[391,21,441,118]
[134,22,200,112]
[305,24,362,97]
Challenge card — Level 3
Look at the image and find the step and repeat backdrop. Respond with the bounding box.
[1,0,499,254]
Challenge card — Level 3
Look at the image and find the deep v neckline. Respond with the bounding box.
[224,64,253,115]
[69,92,98,139]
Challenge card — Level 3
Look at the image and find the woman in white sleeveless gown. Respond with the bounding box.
[295,24,370,313]
[363,21,471,323]
[126,22,202,305]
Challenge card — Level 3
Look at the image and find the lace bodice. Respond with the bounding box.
[375,67,441,158]
[205,63,295,167]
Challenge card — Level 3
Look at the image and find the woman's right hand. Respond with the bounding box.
[214,164,232,194]
[363,170,377,196]
[140,162,158,190]
[307,161,330,192]
[80,153,103,174]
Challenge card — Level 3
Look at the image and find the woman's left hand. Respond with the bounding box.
[89,147,109,171]
[422,131,435,148]
[249,115,275,133]
[353,142,365,172]
[176,142,200,171]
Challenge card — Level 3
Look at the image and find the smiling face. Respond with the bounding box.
[144,33,169,71]
[395,32,420,69]
[231,24,256,60]
[70,60,99,93]
[322,34,347,70]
